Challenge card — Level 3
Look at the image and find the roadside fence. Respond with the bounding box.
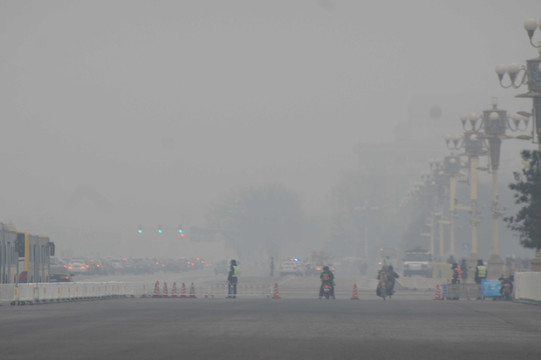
[0,282,135,305]
[442,283,482,300]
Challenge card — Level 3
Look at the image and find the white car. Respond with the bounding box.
[279,259,303,276]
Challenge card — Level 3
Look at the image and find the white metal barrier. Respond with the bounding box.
[202,282,271,298]
[0,282,135,305]
[515,271,541,302]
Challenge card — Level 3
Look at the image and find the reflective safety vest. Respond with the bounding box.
[477,265,487,278]
[232,265,239,277]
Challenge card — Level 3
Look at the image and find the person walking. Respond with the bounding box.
[451,263,462,285]
[227,259,239,298]
[460,259,468,283]
[450,262,462,300]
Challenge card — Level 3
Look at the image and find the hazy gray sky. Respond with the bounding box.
[1,0,540,257]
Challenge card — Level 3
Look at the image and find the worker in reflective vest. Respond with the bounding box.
[227,259,239,298]
[475,259,487,284]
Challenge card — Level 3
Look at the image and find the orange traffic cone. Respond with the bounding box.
[152,281,161,298]
[434,284,442,300]
[272,282,280,299]
[180,282,187,298]
[171,282,178,298]
[189,282,197,298]
[163,282,169,298]
[351,283,360,300]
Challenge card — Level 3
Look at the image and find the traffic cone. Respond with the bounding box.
[171,282,178,298]
[163,282,169,298]
[434,284,442,300]
[180,282,187,298]
[351,283,360,300]
[272,282,280,299]
[189,282,197,298]
[152,281,161,298]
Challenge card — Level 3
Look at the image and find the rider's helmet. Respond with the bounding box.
[231,259,237,266]
[323,266,329,271]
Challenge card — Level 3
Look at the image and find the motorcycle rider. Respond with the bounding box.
[377,265,389,297]
[387,265,399,295]
[319,265,335,299]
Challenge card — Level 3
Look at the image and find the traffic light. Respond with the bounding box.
[158,225,163,234]
[138,226,143,234]
[178,226,184,237]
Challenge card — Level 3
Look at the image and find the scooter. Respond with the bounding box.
[501,280,513,301]
[376,279,388,300]
[320,281,334,299]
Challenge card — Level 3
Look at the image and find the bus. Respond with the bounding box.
[0,223,55,283]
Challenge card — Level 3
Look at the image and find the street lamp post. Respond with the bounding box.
[460,115,486,265]
[419,171,436,257]
[464,100,528,277]
[444,136,462,258]
[496,18,541,271]
[430,160,448,261]
[482,100,510,277]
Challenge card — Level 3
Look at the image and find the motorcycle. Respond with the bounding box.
[376,278,389,300]
[321,281,334,299]
[500,279,513,301]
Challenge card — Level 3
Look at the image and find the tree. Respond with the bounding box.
[504,150,541,251]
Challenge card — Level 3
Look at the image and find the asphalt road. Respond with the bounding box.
[1,276,541,360]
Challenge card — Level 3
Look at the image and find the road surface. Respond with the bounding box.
[1,275,540,360]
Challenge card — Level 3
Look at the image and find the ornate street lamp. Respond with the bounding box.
[429,160,449,261]
[444,136,462,258]
[496,18,541,272]
[495,19,541,145]
[460,116,486,263]
[465,99,529,276]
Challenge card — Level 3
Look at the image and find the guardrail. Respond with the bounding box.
[515,271,541,303]
[0,282,135,305]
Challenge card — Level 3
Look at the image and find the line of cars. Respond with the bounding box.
[49,256,210,281]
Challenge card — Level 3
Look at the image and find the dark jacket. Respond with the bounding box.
[320,269,334,283]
